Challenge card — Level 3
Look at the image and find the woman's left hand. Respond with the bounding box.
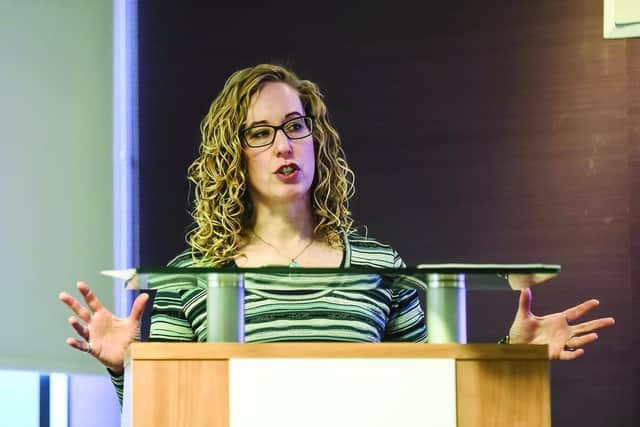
[508,288,615,360]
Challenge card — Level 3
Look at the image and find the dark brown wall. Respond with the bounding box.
[137,2,638,425]
[627,37,640,427]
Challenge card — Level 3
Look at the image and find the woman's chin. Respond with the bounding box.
[254,188,311,206]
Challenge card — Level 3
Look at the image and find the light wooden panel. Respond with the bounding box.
[129,360,229,427]
[125,343,549,427]
[129,342,547,360]
[456,360,550,427]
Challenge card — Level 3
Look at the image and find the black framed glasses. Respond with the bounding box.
[240,116,314,148]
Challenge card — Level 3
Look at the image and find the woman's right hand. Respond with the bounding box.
[58,281,149,375]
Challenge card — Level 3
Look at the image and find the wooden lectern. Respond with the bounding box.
[122,343,549,427]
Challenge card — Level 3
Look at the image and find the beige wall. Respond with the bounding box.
[0,0,114,373]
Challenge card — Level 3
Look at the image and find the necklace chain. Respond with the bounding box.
[252,231,314,267]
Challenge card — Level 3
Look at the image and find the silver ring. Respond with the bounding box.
[564,338,576,352]
[86,342,93,354]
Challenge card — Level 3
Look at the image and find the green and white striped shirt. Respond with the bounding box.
[110,233,427,403]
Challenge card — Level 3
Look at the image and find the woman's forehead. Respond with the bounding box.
[246,82,304,124]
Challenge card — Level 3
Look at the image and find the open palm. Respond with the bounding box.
[59,282,149,373]
[508,288,615,360]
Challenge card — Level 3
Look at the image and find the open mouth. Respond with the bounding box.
[276,164,299,176]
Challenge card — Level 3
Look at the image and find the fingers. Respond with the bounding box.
[566,332,599,349]
[571,317,615,335]
[65,337,92,354]
[558,348,585,361]
[562,299,600,322]
[76,282,104,314]
[556,332,603,361]
[516,288,532,317]
[68,316,90,341]
[128,292,150,322]
[59,291,92,323]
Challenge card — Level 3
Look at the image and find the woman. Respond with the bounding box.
[59,64,614,401]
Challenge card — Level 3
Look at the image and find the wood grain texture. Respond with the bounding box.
[456,360,550,427]
[125,343,549,427]
[128,342,547,360]
[128,360,229,427]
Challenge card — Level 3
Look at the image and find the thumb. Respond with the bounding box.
[129,292,150,321]
[516,288,533,319]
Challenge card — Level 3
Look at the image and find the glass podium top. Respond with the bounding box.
[102,263,561,291]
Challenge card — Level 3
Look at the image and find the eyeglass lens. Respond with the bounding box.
[244,116,312,147]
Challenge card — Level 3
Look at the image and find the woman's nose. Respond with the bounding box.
[273,129,293,155]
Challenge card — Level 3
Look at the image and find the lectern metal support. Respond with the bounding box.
[426,274,467,343]
[207,273,245,342]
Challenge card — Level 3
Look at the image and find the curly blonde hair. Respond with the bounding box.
[187,64,355,265]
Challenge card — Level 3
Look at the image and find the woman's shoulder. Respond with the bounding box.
[345,232,404,268]
[167,249,235,268]
[167,249,199,267]
[346,232,394,248]
[152,249,210,291]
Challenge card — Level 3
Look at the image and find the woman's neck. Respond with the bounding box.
[249,198,315,245]
[237,196,343,268]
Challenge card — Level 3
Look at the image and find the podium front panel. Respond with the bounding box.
[123,343,549,427]
[229,358,456,427]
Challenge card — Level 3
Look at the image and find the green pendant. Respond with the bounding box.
[289,259,301,268]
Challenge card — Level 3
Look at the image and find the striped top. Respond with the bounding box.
[110,233,427,403]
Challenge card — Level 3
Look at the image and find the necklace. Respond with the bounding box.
[252,231,314,268]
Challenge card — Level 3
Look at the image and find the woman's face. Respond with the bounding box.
[242,81,315,208]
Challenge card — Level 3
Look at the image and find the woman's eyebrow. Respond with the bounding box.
[245,111,303,128]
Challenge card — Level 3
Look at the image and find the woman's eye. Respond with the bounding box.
[249,128,270,138]
[285,119,307,133]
